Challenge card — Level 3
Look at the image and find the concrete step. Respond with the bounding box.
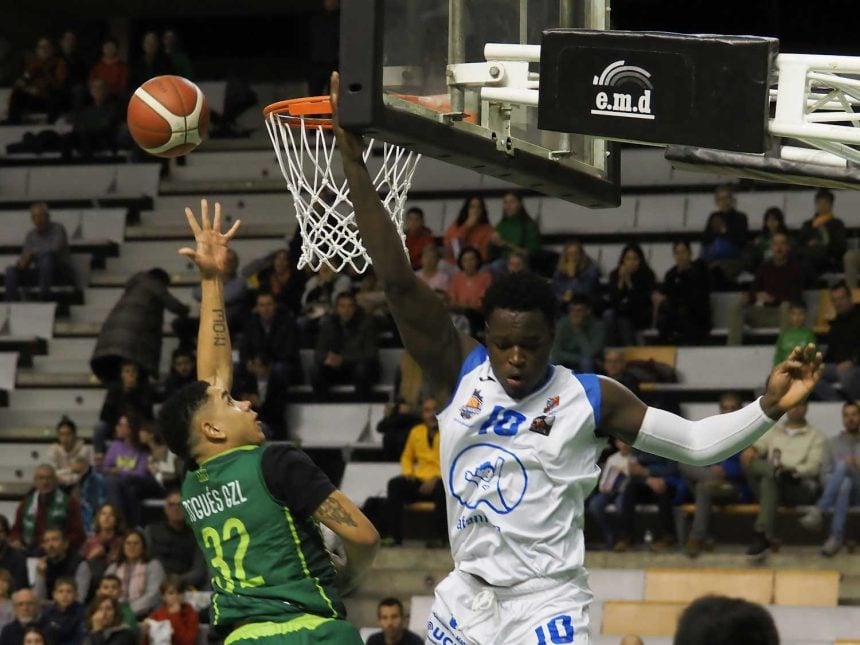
[145,193,294,226]
[46,335,178,369]
[126,222,291,241]
[66,305,186,327]
[0,409,98,432]
[6,388,105,411]
[16,369,97,388]
[105,239,282,275]
[82,285,195,309]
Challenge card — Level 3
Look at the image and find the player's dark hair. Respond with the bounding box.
[377,597,404,616]
[482,271,557,327]
[158,380,210,464]
[455,195,489,226]
[674,595,779,645]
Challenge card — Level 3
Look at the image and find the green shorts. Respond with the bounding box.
[224,614,364,645]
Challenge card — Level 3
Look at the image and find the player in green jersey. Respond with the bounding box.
[158,200,379,644]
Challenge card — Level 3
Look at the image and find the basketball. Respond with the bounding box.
[127,75,209,158]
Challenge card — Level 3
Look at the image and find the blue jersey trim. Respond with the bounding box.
[442,344,489,411]
[574,372,602,427]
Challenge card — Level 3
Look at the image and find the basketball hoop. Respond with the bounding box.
[263,96,421,273]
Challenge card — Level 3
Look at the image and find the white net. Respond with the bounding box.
[265,110,421,273]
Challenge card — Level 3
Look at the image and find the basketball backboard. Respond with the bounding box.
[337,0,620,207]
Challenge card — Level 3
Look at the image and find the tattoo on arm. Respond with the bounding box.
[212,309,227,347]
[316,496,358,528]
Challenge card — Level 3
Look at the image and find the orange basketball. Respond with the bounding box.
[127,75,209,158]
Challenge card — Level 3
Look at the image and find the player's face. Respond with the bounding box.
[486,309,553,400]
[378,604,404,637]
[204,386,265,446]
[843,404,859,433]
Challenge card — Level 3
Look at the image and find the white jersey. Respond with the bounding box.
[437,345,604,587]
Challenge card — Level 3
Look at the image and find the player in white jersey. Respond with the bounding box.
[329,73,823,645]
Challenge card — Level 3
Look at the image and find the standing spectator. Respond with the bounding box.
[91,576,137,639]
[311,292,380,399]
[443,196,495,263]
[0,589,43,645]
[727,233,806,345]
[60,78,120,161]
[814,281,860,401]
[604,244,656,346]
[415,245,450,292]
[47,417,90,488]
[382,397,446,548]
[799,401,860,556]
[0,517,28,591]
[4,202,72,303]
[103,416,157,529]
[752,207,789,269]
[232,353,288,439]
[680,393,750,558]
[447,247,493,334]
[143,575,199,645]
[5,37,69,124]
[157,348,196,402]
[143,490,206,590]
[255,249,304,317]
[587,438,631,549]
[551,240,600,307]
[33,528,90,603]
[614,450,678,552]
[298,264,352,336]
[10,465,85,554]
[79,503,124,583]
[700,185,749,285]
[92,361,156,456]
[90,269,190,386]
[42,577,86,645]
[487,191,541,273]
[70,457,107,535]
[89,38,128,100]
[552,295,606,372]
[773,301,816,366]
[674,596,779,645]
[128,31,173,90]
[83,596,135,645]
[239,291,302,385]
[653,240,711,345]
[797,189,847,273]
[366,597,422,645]
[0,571,13,630]
[602,349,640,396]
[307,0,340,95]
[743,402,826,560]
[404,207,435,271]
[105,530,165,619]
[161,30,193,79]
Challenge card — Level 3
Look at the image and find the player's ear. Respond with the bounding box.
[200,420,227,442]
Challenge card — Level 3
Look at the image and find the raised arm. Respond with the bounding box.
[331,72,475,402]
[178,199,240,389]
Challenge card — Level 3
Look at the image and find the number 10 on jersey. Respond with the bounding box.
[535,615,574,644]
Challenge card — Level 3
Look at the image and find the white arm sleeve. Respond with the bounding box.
[632,397,777,466]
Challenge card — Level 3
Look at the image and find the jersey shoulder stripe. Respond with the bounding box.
[572,372,602,426]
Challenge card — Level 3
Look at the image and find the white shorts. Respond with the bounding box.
[425,569,592,645]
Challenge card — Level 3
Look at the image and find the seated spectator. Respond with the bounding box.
[773,301,816,366]
[89,38,128,100]
[0,571,13,630]
[91,576,137,639]
[376,398,421,462]
[128,31,173,92]
[504,251,528,275]
[157,348,196,402]
[680,393,749,558]
[143,575,199,645]
[239,291,302,385]
[674,595,779,645]
[0,589,43,645]
[42,577,86,645]
[442,196,494,263]
[11,465,85,554]
[140,424,180,492]
[83,596,136,645]
[487,191,541,274]
[298,264,352,336]
[90,269,190,392]
[752,206,788,269]
[614,450,678,552]
[700,185,750,286]
[4,202,72,303]
[435,289,471,336]
[255,249,304,317]
[813,281,860,401]
[727,233,805,345]
[47,417,91,489]
[21,627,47,645]
[5,37,68,124]
[311,292,380,399]
[71,457,107,535]
[415,245,450,292]
[356,269,390,321]
[232,353,288,439]
[601,349,640,396]
[143,490,206,591]
[447,246,493,334]
[799,401,860,556]
[0,517,28,591]
[103,416,158,528]
[552,295,606,372]
[743,402,825,560]
[551,240,600,307]
[603,244,655,346]
[60,78,120,161]
[797,189,847,273]
[79,503,125,584]
[58,30,86,91]
[105,529,165,619]
[653,240,711,345]
[366,597,422,645]
[382,397,446,548]
[162,30,193,79]
[404,207,435,271]
[92,361,156,456]
[587,438,631,549]
[33,528,90,603]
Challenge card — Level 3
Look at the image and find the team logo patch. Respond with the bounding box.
[544,395,560,413]
[530,415,555,436]
[449,443,528,515]
[459,389,484,419]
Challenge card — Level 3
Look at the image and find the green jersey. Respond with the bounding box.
[181,444,341,630]
[773,326,816,365]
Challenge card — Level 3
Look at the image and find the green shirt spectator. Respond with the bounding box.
[489,192,541,261]
[773,302,816,365]
[551,296,605,373]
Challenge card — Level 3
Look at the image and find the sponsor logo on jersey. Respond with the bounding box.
[459,389,484,419]
[449,443,528,515]
[529,415,556,437]
[544,395,560,413]
[455,512,501,532]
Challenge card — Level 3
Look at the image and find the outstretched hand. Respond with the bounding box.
[762,343,824,419]
[179,199,240,278]
[329,71,365,163]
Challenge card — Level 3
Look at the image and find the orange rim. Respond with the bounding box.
[263,96,333,129]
